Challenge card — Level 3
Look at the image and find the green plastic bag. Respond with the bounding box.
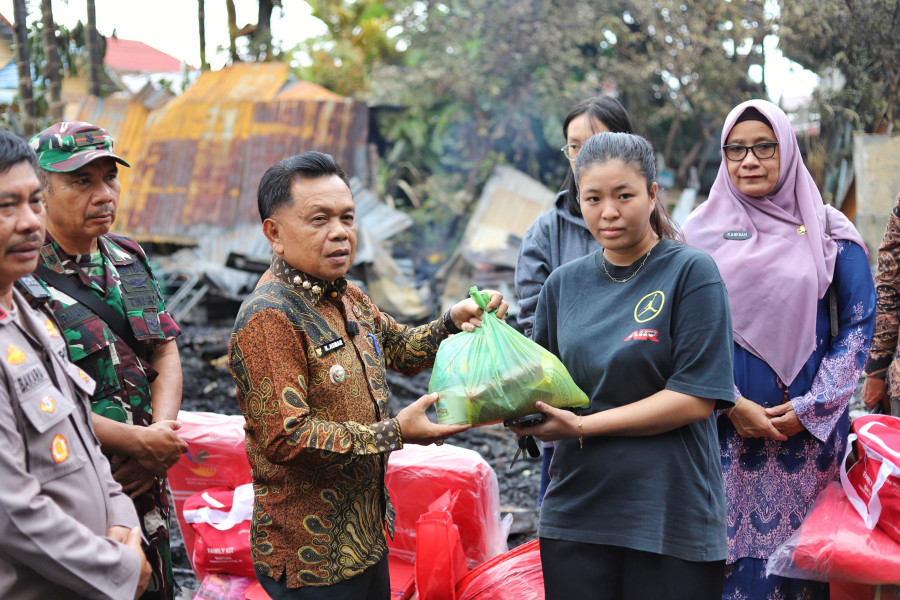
[429,286,590,426]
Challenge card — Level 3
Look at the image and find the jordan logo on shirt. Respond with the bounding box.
[634,291,665,323]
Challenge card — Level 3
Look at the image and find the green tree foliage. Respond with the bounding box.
[290,0,772,257]
[778,0,900,203]
[366,1,767,194]
[779,0,900,133]
[26,19,109,123]
[294,0,403,96]
[609,1,768,181]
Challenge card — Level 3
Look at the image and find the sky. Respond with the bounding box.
[0,0,818,101]
[0,0,325,70]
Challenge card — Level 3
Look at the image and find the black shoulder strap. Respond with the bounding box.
[34,264,140,350]
[825,210,839,338]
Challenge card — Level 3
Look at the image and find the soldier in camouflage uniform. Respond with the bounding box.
[30,121,188,600]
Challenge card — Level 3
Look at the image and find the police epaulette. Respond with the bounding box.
[16,274,51,306]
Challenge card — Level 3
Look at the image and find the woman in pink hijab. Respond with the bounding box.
[683,99,875,599]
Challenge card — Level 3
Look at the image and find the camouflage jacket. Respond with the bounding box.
[35,233,181,591]
[37,233,180,427]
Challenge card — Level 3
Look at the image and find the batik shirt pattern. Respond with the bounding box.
[229,257,454,589]
[38,233,181,600]
[865,193,900,407]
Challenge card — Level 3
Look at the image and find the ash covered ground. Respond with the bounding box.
[171,324,541,595]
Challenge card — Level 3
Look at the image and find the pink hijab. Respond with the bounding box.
[683,99,865,385]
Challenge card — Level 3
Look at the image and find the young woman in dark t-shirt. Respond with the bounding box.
[511,132,734,600]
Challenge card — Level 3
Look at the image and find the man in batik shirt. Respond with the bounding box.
[30,121,188,600]
[230,151,505,599]
[863,191,900,416]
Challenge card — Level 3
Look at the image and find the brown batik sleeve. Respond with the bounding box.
[866,193,900,378]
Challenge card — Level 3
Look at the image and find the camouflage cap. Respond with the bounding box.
[29,121,131,173]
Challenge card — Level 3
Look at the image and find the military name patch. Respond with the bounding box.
[55,303,93,328]
[315,338,345,358]
[723,231,752,241]
[126,293,159,309]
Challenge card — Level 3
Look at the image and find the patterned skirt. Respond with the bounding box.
[723,558,828,600]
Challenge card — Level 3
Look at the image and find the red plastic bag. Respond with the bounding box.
[840,414,900,543]
[388,554,416,600]
[830,581,900,599]
[456,540,544,600]
[766,482,900,584]
[244,582,272,600]
[193,573,256,600]
[169,411,252,577]
[386,443,508,569]
[415,490,469,600]
[183,484,255,579]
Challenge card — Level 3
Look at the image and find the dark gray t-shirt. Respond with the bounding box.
[534,237,734,562]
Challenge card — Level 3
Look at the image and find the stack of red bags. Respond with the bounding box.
[767,414,900,590]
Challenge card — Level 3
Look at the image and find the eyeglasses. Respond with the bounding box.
[560,144,580,162]
[722,141,779,162]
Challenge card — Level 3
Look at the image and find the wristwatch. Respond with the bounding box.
[443,309,462,334]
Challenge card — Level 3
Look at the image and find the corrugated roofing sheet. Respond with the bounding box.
[67,64,368,247]
[277,80,344,101]
[459,165,555,268]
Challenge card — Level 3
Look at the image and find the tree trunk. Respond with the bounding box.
[41,0,63,120]
[672,96,709,186]
[198,0,208,70]
[86,0,101,96]
[226,0,239,63]
[256,0,275,61]
[12,0,35,136]
[663,117,681,170]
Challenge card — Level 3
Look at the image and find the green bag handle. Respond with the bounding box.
[469,286,495,313]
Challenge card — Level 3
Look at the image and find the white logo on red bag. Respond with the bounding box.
[624,329,659,342]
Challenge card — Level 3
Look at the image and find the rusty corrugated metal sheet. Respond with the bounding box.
[166,62,290,105]
[459,165,555,268]
[65,64,368,246]
[276,80,344,101]
[437,166,555,314]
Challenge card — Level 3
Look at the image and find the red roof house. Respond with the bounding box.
[104,37,187,74]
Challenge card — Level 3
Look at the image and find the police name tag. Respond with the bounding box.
[315,338,345,358]
[723,231,752,241]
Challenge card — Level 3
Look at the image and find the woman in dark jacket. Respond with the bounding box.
[514,96,633,504]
